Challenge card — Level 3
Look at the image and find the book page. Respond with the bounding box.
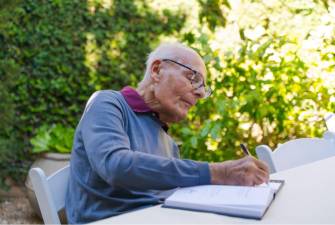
[258,180,283,193]
[166,185,273,208]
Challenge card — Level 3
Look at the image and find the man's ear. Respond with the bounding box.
[150,60,161,82]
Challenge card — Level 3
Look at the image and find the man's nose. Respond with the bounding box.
[193,86,206,99]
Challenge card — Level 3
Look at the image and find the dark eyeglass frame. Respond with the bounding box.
[161,59,212,98]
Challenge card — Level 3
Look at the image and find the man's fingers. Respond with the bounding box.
[254,158,270,174]
[253,175,264,185]
[244,173,266,186]
[209,156,270,186]
[255,170,269,183]
[258,166,270,179]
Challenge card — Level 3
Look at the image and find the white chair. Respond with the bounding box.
[256,137,335,173]
[324,112,335,140]
[324,130,335,140]
[325,113,335,132]
[29,165,70,224]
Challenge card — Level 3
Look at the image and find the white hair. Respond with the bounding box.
[139,42,199,86]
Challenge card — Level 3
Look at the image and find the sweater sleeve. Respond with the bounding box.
[80,91,211,190]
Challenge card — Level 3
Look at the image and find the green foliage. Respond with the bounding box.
[173,1,335,161]
[0,59,30,190]
[8,2,181,118]
[198,0,230,31]
[1,0,185,136]
[30,124,74,154]
[177,36,304,161]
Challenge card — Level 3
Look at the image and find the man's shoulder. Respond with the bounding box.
[87,90,123,104]
[84,90,128,111]
[90,89,120,98]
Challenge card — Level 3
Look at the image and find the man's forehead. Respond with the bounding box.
[170,48,205,71]
[179,55,206,77]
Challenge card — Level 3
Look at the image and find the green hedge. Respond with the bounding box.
[2,0,185,134]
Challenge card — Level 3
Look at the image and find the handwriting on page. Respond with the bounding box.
[258,182,282,191]
[171,185,271,207]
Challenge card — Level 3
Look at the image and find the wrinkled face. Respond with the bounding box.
[150,54,207,123]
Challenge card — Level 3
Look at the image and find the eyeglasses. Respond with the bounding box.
[162,59,212,98]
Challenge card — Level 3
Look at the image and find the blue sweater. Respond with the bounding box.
[65,90,211,223]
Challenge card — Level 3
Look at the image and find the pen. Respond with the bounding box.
[240,143,270,186]
[240,143,251,156]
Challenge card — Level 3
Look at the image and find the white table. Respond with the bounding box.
[91,156,335,224]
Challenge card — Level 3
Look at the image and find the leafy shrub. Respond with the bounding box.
[1,0,185,143]
[0,59,30,190]
[173,1,335,161]
[30,124,75,154]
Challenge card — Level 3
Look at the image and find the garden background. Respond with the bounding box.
[1,0,334,191]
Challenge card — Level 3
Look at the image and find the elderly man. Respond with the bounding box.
[65,42,269,223]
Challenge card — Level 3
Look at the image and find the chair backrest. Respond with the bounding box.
[29,165,70,224]
[323,130,335,141]
[325,113,335,132]
[256,138,335,173]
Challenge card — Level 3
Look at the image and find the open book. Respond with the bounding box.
[163,180,284,219]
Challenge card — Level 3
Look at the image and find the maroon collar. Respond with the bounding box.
[120,86,153,113]
[120,86,168,131]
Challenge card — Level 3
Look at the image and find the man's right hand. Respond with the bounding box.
[209,156,269,186]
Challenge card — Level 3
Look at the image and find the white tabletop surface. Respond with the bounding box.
[90,156,335,224]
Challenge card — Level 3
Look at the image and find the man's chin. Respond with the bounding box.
[162,105,189,123]
[171,110,189,122]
